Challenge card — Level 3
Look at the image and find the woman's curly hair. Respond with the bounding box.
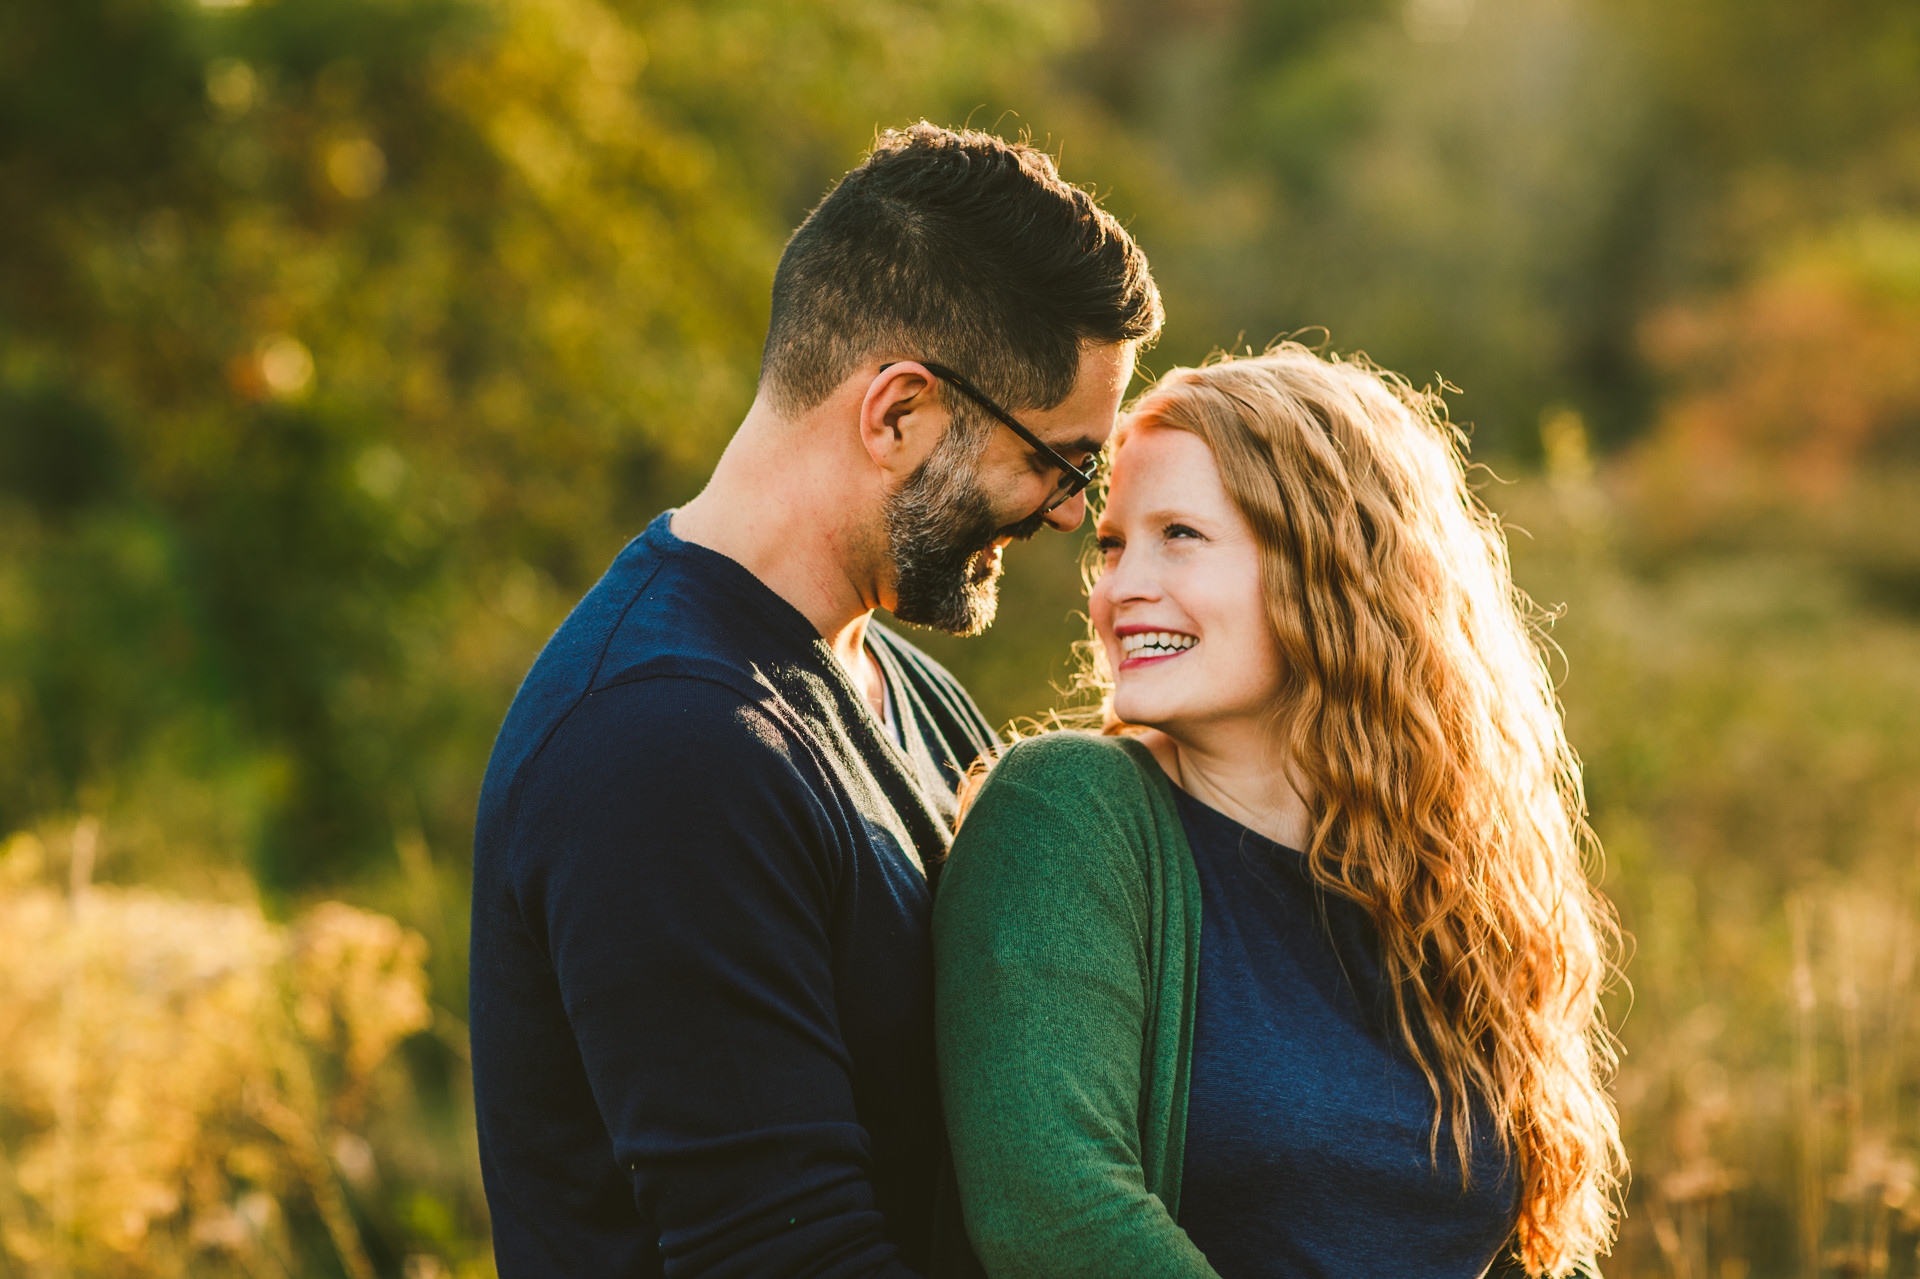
[1081,343,1625,1275]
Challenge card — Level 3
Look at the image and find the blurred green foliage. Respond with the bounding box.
[2,0,1919,1273]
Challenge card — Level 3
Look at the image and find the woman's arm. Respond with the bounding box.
[933,743,1218,1279]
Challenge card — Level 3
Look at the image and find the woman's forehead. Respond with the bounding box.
[1103,426,1231,515]
[1112,420,1214,470]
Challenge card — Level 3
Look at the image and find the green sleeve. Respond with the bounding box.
[933,737,1218,1279]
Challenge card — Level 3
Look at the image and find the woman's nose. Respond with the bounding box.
[1099,548,1160,603]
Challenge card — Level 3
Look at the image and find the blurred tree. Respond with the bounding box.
[1636,218,1920,511]
[1045,0,1920,456]
[1041,0,1657,452]
[0,0,1089,893]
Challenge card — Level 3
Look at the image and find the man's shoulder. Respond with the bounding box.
[477,523,815,824]
[486,674,844,898]
[588,539,780,692]
[524,676,819,815]
[517,629,812,797]
[524,513,822,695]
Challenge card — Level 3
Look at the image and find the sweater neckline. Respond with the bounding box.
[639,511,826,651]
[1165,778,1309,863]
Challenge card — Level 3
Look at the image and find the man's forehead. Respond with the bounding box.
[1041,344,1134,441]
[1086,340,1137,390]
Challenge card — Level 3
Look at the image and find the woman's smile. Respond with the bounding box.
[1115,626,1198,667]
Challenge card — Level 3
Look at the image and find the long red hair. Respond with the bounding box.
[1084,345,1624,1275]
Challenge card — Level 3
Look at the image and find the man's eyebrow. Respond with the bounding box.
[1048,435,1107,458]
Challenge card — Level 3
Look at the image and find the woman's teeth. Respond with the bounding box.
[1120,631,1197,659]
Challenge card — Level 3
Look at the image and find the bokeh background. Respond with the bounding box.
[3,0,1918,1274]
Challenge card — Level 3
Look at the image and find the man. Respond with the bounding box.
[469,122,1162,1277]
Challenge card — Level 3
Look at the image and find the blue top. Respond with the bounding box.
[469,512,997,1278]
[1172,786,1517,1278]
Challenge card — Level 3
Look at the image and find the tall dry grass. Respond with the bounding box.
[0,825,441,1278]
[1507,391,1920,1277]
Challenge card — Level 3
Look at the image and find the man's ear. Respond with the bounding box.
[858,362,946,480]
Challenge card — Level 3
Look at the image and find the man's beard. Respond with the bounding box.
[885,434,1047,637]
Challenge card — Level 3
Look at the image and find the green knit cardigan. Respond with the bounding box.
[930,731,1550,1279]
[933,732,1215,1279]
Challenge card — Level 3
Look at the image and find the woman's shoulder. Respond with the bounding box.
[989,729,1160,795]
[957,732,1177,848]
[945,732,1166,912]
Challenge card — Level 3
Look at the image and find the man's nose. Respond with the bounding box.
[1042,490,1087,533]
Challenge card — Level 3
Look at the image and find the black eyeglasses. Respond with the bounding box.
[879,361,1099,513]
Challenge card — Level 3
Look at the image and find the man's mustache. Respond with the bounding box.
[994,507,1050,546]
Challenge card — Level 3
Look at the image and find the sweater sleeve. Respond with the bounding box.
[932,738,1219,1279]
[508,677,920,1279]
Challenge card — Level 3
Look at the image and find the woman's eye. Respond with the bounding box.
[1165,523,1202,540]
[1095,535,1123,554]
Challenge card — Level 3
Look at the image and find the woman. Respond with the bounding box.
[933,345,1623,1278]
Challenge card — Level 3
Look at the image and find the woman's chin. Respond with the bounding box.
[1110,695,1173,732]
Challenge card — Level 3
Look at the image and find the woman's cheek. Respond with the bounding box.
[1088,581,1114,665]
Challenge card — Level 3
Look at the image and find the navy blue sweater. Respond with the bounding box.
[470,513,997,1278]
[1172,787,1516,1278]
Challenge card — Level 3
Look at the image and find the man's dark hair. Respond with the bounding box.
[760,122,1163,419]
